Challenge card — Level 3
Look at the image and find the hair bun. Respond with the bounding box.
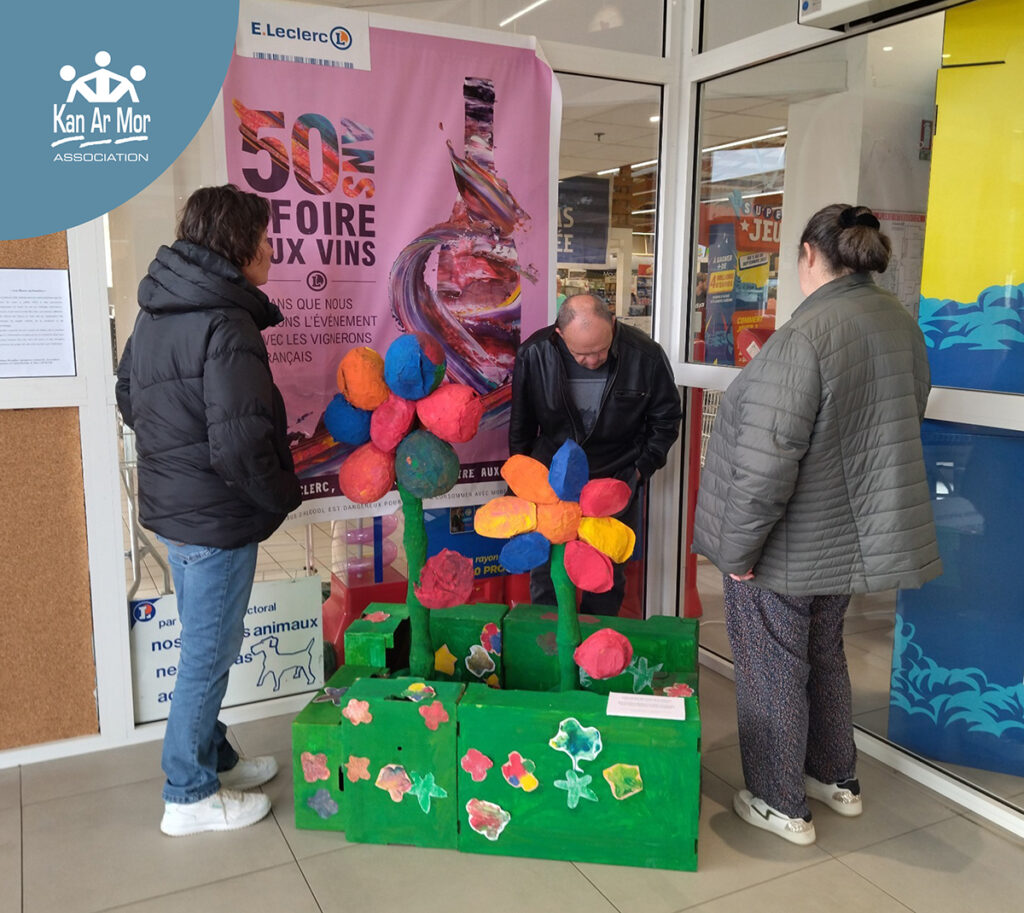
[839,206,880,230]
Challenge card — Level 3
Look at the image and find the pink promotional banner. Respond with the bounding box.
[223,3,555,524]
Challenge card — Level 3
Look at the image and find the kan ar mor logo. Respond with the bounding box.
[52,51,152,162]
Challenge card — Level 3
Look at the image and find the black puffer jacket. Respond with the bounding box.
[116,241,301,549]
[509,321,682,480]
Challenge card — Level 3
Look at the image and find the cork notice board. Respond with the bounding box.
[0,407,99,749]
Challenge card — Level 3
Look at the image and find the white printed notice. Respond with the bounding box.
[0,269,75,377]
[606,691,687,721]
[129,575,323,723]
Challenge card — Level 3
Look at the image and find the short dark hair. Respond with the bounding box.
[176,184,270,268]
[799,203,891,275]
[556,293,614,330]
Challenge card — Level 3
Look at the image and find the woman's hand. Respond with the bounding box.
[729,570,755,581]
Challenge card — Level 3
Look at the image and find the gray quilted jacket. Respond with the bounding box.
[692,272,942,595]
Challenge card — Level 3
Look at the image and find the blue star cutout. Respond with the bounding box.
[312,686,348,705]
[554,769,598,809]
[407,771,448,814]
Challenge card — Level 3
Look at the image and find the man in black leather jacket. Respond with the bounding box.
[509,294,681,614]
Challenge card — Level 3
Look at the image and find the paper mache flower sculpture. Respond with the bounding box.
[323,333,482,677]
[473,439,635,690]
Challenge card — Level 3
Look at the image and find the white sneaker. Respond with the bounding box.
[805,775,863,817]
[733,789,816,846]
[160,788,271,836]
[219,755,279,791]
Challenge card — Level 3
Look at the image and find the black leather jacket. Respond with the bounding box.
[509,321,682,480]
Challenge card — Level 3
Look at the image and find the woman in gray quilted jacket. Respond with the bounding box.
[692,203,941,846]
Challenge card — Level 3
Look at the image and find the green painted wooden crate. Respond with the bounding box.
[345,602,509,686]
[291,664,383,831]
[502,606,699,697]
[456,683,700,870]
[343,603,410,669]
[341,676,465,849]
[428,602,507,686]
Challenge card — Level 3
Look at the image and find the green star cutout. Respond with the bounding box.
[407,771,448,813]
[628,656,663,693]
[553,768,598,809]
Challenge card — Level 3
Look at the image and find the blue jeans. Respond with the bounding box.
[159,538,259,804]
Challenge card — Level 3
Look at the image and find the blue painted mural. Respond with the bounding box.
[890,420,1024,776]
[918,282,1024,393]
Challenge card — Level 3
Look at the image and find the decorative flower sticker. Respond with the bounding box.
[549,717,602,772]
[501,751,540,792]
[554,769,599,809]
[663,682,694,698]
[461,748,494,782]
[480,622,502,655]
[345,755,371,783]
[301,751,330,783]
[400,682,437,702]
[308,788,339,819]
[466,798,511,841]
[603,763,644,800]
[420,701,450,731]
[364,611,391,623]
[408,771,448,813]
[465,644,496,678]
[474,440,636,593]
[375,764,413,802]
[342,698,373,725]
[312,686,348,705]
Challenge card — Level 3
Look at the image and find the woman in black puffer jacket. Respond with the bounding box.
[116,184,301,837]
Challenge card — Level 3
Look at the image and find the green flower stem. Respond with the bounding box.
[551,543,581,691]
[399,483,432,678]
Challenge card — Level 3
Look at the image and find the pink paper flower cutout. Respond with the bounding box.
[365,611,391,623]
[419,701,450,731]
[301,751,330,783]
[664,682,695,698]
[346,755,371,783]
[461,748,494,782]
[342,698,373,725]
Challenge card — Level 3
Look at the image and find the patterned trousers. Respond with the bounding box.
[723,576,856,819]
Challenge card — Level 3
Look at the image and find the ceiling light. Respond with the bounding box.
[499,0,552,28]
[631,208,656,215]
[649,115,661,123]
[596,158,659,177]
[596,166,620,176]
[702,130,787,153]
[882,45,894,52]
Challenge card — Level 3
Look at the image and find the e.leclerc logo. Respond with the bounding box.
[249,19,353,51]
[51,50,152,163]
[133,602,157,623]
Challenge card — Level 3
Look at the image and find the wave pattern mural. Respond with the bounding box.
[889,613,1024,775]
[918,282,1024,393]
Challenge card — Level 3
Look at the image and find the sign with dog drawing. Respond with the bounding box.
[129,575,323,723]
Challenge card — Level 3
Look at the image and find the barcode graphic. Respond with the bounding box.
[252,52,353,68]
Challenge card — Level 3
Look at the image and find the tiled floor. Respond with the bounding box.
[6,666,1024,913]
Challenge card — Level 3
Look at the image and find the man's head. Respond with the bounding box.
[555,294,615,369]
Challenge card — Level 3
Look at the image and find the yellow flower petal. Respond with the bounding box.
[577,516,636,564]
[473,497,537,538]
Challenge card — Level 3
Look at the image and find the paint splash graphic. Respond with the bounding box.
[389,77,536,432]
